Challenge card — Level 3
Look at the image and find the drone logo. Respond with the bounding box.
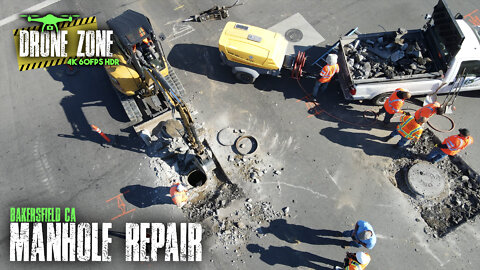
[20,14,80,32]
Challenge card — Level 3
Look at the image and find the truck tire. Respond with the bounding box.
[235,71,255,84]
[232,67,258,84]
[371,93,392,106]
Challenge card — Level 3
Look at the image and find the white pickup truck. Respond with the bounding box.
[337,0,480,105]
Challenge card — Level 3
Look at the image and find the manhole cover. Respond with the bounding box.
[407,162,447,198]
[285,28,303,42]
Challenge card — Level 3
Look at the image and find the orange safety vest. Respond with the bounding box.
[415,102,440,120]
[318,64,339,83]
[441,135,474,156]
[384,88,407,114]
[345,255,370,270]
[396,115,423,140]
[170,183,188,206]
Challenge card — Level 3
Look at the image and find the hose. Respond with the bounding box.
[295,79,377,128]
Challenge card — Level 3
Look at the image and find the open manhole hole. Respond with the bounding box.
[188,170,207,187]
[285,28,303,42]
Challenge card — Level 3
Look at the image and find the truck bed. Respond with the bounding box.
[338,30,443,99]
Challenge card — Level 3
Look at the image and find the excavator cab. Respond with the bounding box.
[105,10,181,123]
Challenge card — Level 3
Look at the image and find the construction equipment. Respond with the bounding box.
[183,0,243,22]
[441,68,466,114]
[311,27,360,67]
[423,82,447,105]
[104,10,214,173]
[218,22,316,83]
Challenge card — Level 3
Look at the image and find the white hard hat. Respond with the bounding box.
[355,252,370,264]
[326,54,338,65]
[177,183,187,192]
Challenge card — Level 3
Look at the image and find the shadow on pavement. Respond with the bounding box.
[120,185,172,208]
[167,43,314,101]
[48,65,145,154]
[247,244,341,269]
[319,126,401,158]
[167,43,236,84]
[258,219,350,247]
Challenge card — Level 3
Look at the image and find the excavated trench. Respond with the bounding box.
[387,129,480,237]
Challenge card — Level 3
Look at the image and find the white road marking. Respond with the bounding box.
[325,168,340,190]
[0,0,62,27]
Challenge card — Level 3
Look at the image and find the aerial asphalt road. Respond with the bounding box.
[1,0,479,269]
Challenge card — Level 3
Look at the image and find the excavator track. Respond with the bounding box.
[114,90,143,123]
[164,63,186,98]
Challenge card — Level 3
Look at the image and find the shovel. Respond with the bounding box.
[423,82,446,105]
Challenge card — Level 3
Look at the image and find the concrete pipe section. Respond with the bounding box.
[407,162,448,198]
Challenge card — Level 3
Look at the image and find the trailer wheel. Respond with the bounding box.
[372,93,392,106]
[235,71,255,84]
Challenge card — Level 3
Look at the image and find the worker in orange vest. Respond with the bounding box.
[414,101,444,120]
[335,252,371,270]
[382,113,427,148]
[170,183,188,207]
[312,54,339,101]
[377,88,411,124]
[427,128,474,163]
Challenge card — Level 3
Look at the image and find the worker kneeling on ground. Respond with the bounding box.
[377,88,411,124]
[170,182,188,207]
[414,101,444,120]
[382,113,427,148]
[335,252,371,270]
[426,128,474,163]
[312,54,339,101]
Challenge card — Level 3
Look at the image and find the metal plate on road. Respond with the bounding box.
[268,13,325,55]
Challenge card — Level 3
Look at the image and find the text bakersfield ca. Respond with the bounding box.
[10,207,202,262]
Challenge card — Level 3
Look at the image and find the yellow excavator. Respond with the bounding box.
[104,10,213,172]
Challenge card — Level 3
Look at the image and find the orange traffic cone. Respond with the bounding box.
[91,124,111,143]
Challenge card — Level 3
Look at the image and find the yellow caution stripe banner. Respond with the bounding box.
[13,17,98,71]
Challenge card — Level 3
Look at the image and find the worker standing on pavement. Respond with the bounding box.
[342,220,376,249]
[382,113,427,148]
[312,54,339,101]
[377,88,411,124]
[335,252,371,270]
[414,101,444,120]
[170,182,188,208]
[426,128,474,163]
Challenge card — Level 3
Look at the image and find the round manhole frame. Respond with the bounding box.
[235,135,258,155]
[187,169,207,188]
[285,28,303,42]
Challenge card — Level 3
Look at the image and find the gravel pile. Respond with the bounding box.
[344,28,435,80]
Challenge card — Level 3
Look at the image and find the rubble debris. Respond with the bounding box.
[344,33,435,80]
[385,129,480,237]
[203,200,282,247]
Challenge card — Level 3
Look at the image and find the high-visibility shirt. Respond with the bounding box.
[344,254,370,270]
[415,102,440,120]
[396,115,423,140]
[384,88,408,114]
[318,64,339,83]
[441,135,474,156]
[170,183,188,206]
